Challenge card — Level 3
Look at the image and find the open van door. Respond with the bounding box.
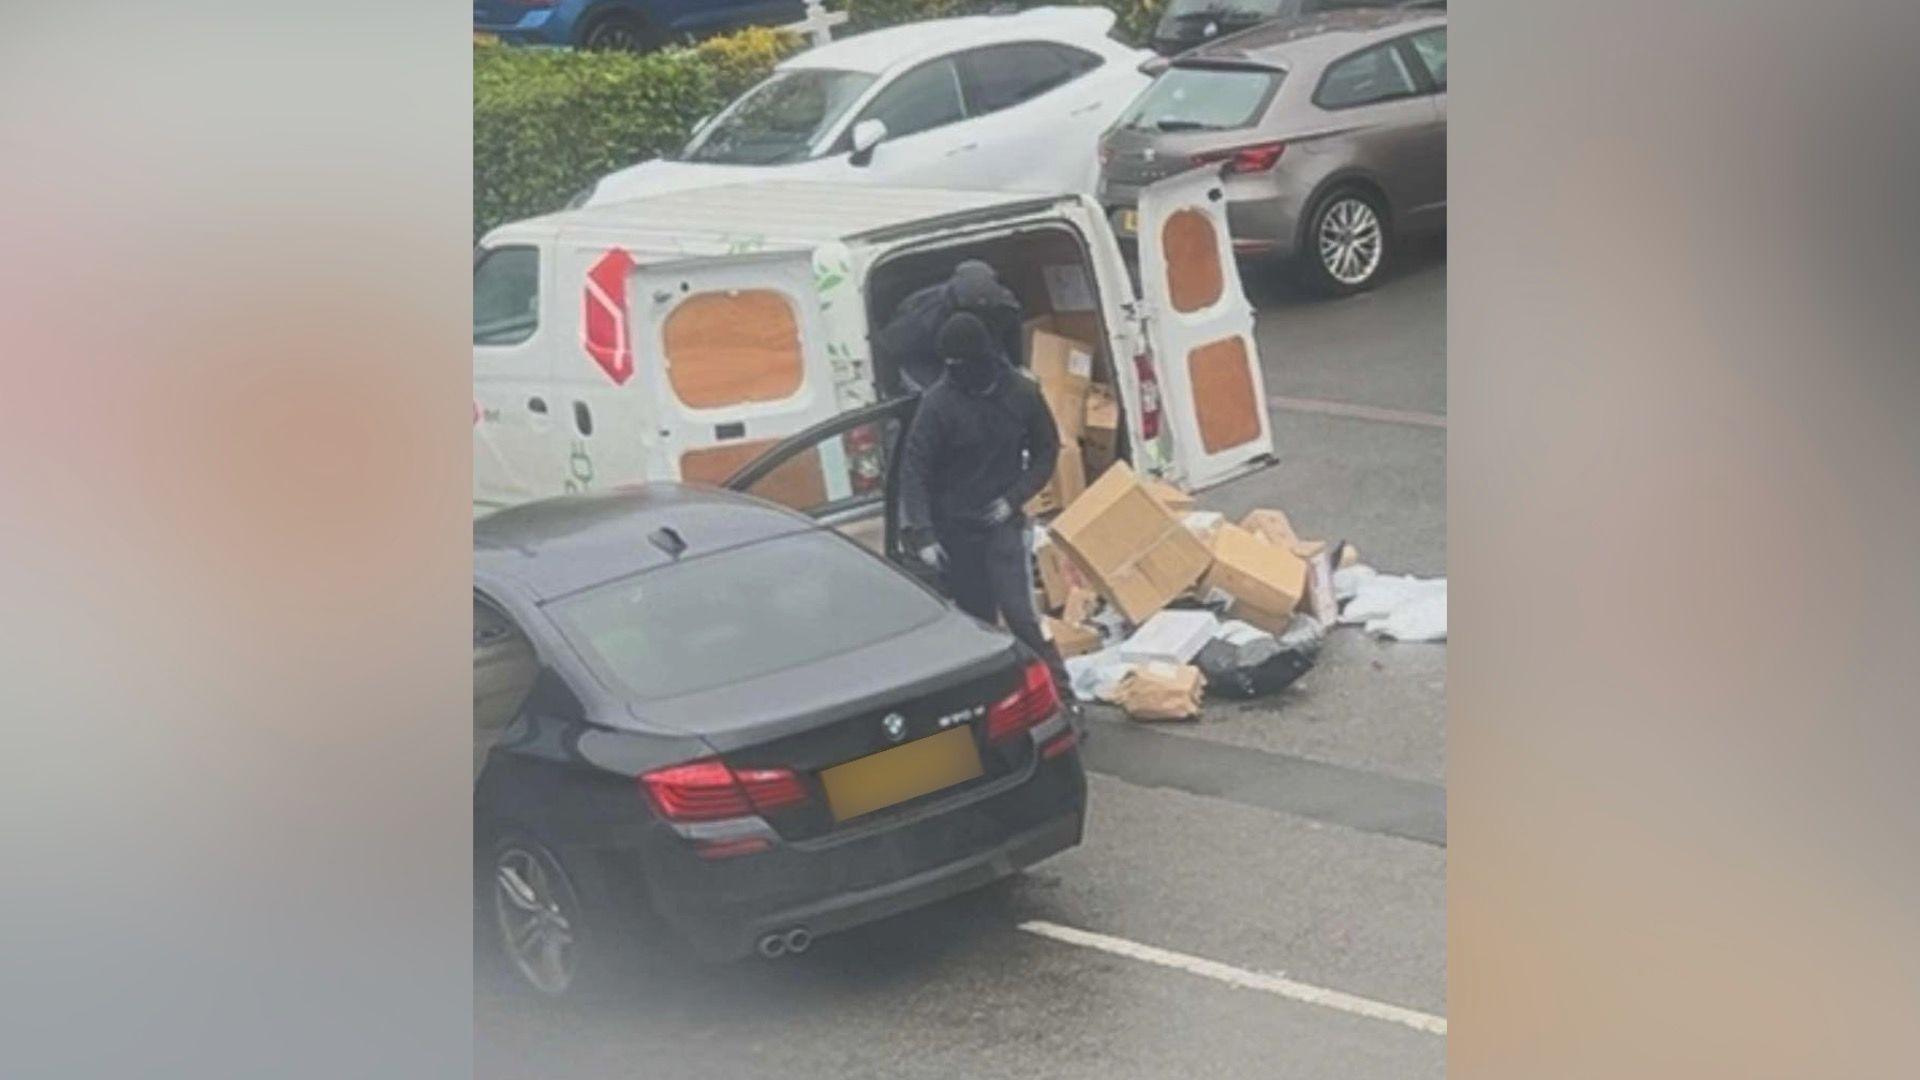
[721,396,918,569]
[1136,168,1276,489]
[626,251,844,489]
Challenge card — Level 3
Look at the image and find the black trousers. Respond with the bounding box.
[936,518,1071,695]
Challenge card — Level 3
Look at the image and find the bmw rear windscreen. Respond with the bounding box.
[551,531,945,702]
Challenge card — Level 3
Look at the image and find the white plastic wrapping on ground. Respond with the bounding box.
[1064,645,1134,703]
[1335,566,1447,642]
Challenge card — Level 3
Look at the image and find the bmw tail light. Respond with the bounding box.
[734,766,809,814]
[1192,140,1286,174]
[1133,348,1163,440]
[987,661,1060,743]
[641,759,808,822]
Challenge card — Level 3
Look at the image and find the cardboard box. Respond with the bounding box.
[1048,461,1214,625]
[1025,440,1087,517]
[1142,477,1196,514]
[1202,524,1308,633]
[1062,586,1100,627]
[1045,616,1102,658]
[1034,534,1088,611]
[1081,383,1120,473]
[1025,313,1104,365]
[1028,327,1093,441]
[1239,508,1326,560]
[1182,510,1226,546]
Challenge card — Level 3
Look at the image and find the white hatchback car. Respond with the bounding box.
[579,7,1152,207]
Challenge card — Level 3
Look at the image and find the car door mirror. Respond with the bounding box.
[849,118,888,167]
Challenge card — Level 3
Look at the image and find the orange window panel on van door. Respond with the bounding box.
[662,290,805,408]
[1187,337,1262,453]
[1161,209,1224,314]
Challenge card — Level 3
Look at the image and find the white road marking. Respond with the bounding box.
[1018,920,1447,1037]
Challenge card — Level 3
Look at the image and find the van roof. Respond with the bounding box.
[490,181,1068,258]
[781,7,1121,76]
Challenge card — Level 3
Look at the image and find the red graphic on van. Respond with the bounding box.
[583,247,636,385]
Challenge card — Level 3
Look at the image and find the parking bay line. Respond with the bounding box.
[1018,919,1447,1037]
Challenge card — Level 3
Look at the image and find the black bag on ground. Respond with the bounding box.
[1194,615,1326,699]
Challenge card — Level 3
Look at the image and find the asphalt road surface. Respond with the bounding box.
[475,244,1448,1080]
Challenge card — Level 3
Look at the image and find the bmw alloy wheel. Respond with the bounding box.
[1317,196,1384,286]
[493,845,578,995]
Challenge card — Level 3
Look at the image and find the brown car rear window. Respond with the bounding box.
[1122,66,1281,132]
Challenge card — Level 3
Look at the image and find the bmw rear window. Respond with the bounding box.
[1120,65,1282,132]
[550,531,945,702]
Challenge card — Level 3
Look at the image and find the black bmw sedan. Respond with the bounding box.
[474,485,1086,995]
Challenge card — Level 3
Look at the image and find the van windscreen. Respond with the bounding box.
[681,69,877,166]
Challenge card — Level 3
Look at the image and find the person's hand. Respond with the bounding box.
[979,497,1014,527]
[917,540,948,571]
[904,528,946,570]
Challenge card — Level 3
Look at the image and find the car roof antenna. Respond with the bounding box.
[648,526,688,560]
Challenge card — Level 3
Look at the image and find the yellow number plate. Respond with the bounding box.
[819,726,984,823]
[1118,208,1139,235]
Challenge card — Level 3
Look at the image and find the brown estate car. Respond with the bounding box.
[1100,8,1446,294]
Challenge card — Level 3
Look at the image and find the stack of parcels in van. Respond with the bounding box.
[1020,315,1133,518]
[1023,322,1093,515]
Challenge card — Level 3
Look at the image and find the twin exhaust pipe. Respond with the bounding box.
[755,927,813,959]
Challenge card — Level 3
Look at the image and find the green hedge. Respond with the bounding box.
[474,3,1164,238]
[474,28,800,238]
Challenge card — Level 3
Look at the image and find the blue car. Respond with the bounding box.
[475,0,809,51]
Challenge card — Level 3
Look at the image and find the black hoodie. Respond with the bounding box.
[900,313,1060,533]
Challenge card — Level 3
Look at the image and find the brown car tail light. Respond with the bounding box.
[987,661,1060,744]
[640,759,809,822]
[1193,140,1286,174]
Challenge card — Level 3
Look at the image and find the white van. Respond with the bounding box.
[472,173,1275,518]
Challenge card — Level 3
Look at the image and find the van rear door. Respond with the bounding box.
[1135,168,1276,489]
[625,251,843,489]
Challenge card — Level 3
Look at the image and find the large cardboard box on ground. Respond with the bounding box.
[1024,440,1086,517]
[1048,462,1214,625]
[1239,508,1326,560]
[1034,534,1089,611]
[1142,477,1196,514]
[1203,524,1308,633]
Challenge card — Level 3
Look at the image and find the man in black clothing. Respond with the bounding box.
[899,311,1072,696]
[873,260,1025,395]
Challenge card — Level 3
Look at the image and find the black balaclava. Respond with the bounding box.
[937,311,1006,396]
[947,260,1022,362]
